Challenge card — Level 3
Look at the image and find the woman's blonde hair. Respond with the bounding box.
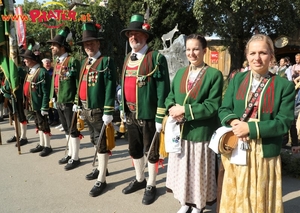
[245,34,274,58]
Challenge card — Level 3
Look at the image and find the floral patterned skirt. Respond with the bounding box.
[166,140,217,209]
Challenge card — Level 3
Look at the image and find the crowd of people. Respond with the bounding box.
[1,13,300,213]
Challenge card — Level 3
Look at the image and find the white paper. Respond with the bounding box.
[164,116,181,153]
[230,139,247,165]
[209,126,233,154]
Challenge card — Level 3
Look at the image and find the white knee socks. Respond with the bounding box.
[71,137,80,160]
[43,133,50,148]
[97,153,108,182]
[39,131,44,146]
[133,157,145,182]
[147,162,157,186]
[20,123,27,139]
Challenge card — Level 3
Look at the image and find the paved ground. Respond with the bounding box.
[0,119,299,213]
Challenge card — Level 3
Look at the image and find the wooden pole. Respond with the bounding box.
[0,128,2,145]
[11,96,21,154]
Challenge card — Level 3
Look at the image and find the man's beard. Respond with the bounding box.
[129,42,141,49]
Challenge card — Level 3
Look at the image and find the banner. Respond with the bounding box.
[0,0,19,97]
[15,6,26,49]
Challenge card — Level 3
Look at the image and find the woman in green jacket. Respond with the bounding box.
[165,34,223,213]
[218,34,295,213]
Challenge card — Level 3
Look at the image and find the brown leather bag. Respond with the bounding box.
[218,130,238,154]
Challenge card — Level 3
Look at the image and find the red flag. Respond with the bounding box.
[15,6,26,49]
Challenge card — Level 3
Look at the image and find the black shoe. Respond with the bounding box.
[64,159,81,170]
[142,186,156,205]
[58,155,71,164]
[39,147,53,157]
[7,136,17,143]
[30,144,44,153]
[122,179,147,194]
[89,181,107,197]
[0,117,4,122]
[86,168,99,180]
[3,114,8,118]
[85,168,109,180]
[15,138,28,147]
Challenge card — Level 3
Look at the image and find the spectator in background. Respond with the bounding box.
[285,56,293,81]
[277,57,288,78]
[42,58,60,127]
[291,53,300,81]
[269,59,278,74]
[240,60,249,72]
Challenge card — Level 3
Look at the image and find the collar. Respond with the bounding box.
[57,52,68,63]
[131,44,148,60]
[29,64,40,74]
[89,51,101,64]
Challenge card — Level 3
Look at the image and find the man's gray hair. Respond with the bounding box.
[42,58,51,63]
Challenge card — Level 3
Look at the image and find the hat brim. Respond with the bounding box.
[76,37,104,44]
[120,28,153,43]
[47,39,72,52]
[19,54,36,61]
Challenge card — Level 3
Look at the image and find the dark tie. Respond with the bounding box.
[130,53,138,61]
[88,58,93,65]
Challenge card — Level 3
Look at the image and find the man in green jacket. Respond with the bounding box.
[119,14,170,205]
[75,23,116,197]
[47,27,81,170]
[20,42,52,157]
[2,66,28,147]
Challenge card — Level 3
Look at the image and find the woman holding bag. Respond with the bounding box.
[164,34,223,213]
[218,34,295,213]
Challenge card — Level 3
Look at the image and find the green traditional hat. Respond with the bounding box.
[77,22,103,44]
[19,40,40,62]
[47,27,72,52]
[120,14,153,42]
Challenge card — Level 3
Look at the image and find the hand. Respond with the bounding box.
[120,110,126,122]
[155,122,162,133]
[232,120,249,138]
[168,104,185,120]
[41,111,48,116]
[102,114,113,125]
[72,104,78,112]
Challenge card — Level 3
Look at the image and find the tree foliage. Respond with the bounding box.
[108,0,198,50]
[193,0,300,70]
[18,0,300,73]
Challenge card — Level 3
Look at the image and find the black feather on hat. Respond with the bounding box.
[120,14,153,43]
[19,39,40,62]
[47,27,72,52]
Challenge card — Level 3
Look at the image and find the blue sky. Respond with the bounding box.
[15,0,44,6]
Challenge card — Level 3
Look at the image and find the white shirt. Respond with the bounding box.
[131,44,148,60]
[57,52,68,63]
[89,51,101,64]
[285,66,293,81]
[29,64,40,74]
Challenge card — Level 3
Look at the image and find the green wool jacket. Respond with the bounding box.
[50,56,80,103]
[120,50,170,123]
[165,65,223,142]
[24,67,51,111]
[219,71,295,158]
[75,56,116,115]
